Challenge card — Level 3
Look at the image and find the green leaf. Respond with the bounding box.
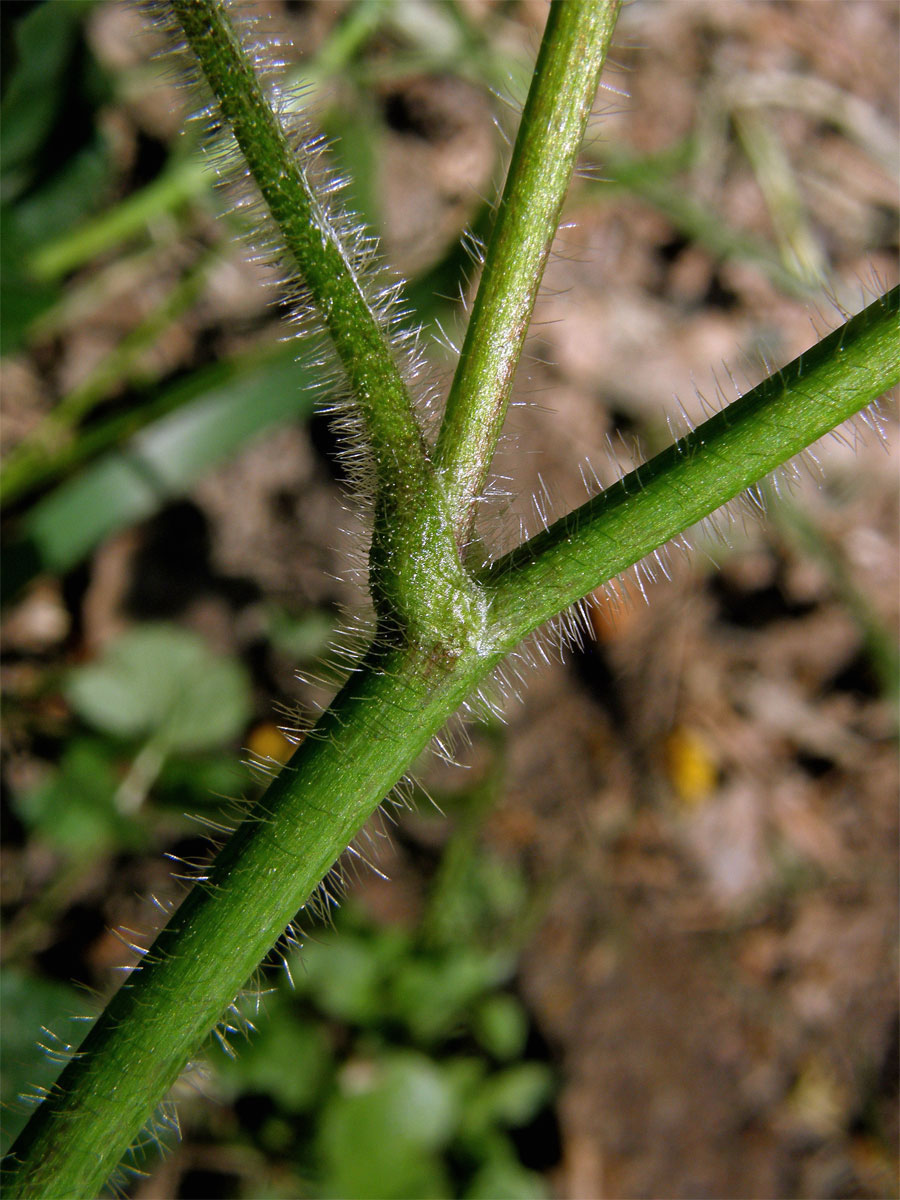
[296,925,412,1025]
[213,994,331,1113]
[390,947,515,1042]
[153,753,247,811]
[3,348,319,600]
[296,936,383,1024]
[323,100,383,236]
[0,1,92,200]
[461,1063,554,1142]
[12,739,142,855]
[0,0,112,352]
[64,625,251,752]
[1,0,113,277]
[265,605,336,663]
[464,1154,548,1200]
[318,1052,456,1199]
[471,994,529,1061]
[0,207,58,355]
[13,139,112,251]
[0,969,85,1157]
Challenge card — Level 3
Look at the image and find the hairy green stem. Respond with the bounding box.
[436,0,621,544]
[7,284,894,1200]
[487,286,899,646]
[29,2,391,284]
[4,0,897,1192]
[4,642,500,1199]
[171,0,478,646]
[170,0,430,514]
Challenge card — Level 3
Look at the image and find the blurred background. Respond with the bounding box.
[1,1,897,1197]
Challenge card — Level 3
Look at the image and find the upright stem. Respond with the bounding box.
[435,0,621,545]
[171,0,431,509]
[170,0,479,650]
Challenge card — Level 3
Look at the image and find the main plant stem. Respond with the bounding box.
[9,286,895,1200]
[4,642,502,1199]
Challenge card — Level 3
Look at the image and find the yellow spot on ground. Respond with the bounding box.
[664,726,718,806]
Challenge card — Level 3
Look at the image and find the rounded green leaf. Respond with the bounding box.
[318,1052,457,1198]
[464,1155,548,1200]
[213,994,331,1113]
[472,994,529,1061]
[64,624,251,752]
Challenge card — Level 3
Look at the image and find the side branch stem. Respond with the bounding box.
[435,0,621,544]
[487,287,900,646]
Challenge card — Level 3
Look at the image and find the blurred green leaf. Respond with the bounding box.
[461,1063,554,1145]
[12,136,112,251]
[210,904,556,1196]
[297,927,408,1025]
[154,753,247,811]
[441,1055,490,1106]
[0,969,86,1156]
[0,1,115,352]
[324,101,383,236]
[482,1063,554,1127]
[427,845,531,948]
[464,1153,548,1200]
[214,993,331,1113]
[390,946,514,1043]
[266,606,336,663]
[471,993,529,1061]
[3,348,319,601]
[12,738,143,854]
[65,624,251,752]
[0,0,95,201]
[0,208,58,354]
[318,1052,456,1199]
